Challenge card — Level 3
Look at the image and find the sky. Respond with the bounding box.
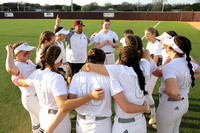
[0,0,198,6]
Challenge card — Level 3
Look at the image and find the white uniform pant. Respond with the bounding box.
[76,114,112,133]
[112,114,147,133]
[104,53,115,65]
[39,108,71,133]
[156,95,188,133]
[22,94,40,132]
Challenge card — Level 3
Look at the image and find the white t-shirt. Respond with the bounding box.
[146,40,162,56]
[159,57,198,98]
[26,69,68,110]
[15,60,36,96]
[56,40,67,64]
[94,30,119,53]
[105,59,150,118]
[69,71,114,117]
[120,37,126,47]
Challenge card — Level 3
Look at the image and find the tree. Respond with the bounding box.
[81,5,90,11]
[62,5,71,11]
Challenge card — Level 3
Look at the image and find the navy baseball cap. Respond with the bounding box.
[74,20,85,27]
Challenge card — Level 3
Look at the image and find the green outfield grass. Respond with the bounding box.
[0,19,199,133]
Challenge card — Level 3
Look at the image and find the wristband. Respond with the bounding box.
[13,78,20,86]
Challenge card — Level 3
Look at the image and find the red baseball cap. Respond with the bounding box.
[74,20,85,27]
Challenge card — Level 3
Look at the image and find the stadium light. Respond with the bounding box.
[71,0,73,12]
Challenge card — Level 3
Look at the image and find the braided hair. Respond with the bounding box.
[40,44,61,73]
[119,45,147,95]
[174,35,195,87]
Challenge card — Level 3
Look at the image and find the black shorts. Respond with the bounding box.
[68,62,85,77]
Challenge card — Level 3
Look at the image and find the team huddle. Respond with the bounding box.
[5,15,200,133]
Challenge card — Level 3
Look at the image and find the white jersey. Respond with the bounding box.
[69,71,114,117]
[26,69,68,110]
[120,37,126,47]
[94,30,119,53]
[56,40,67,64]
[161,49,169,65]
[105,59,150,118]
[159,57,198,98]
[36,48,42,64]
[146,40,162,56]
[15,60,36,96]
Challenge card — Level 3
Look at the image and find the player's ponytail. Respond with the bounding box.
[119,46,147,95]
[174,36,195,87]
[40,44,61,73]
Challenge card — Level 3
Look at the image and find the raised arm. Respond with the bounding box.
[55,14,60,27]
[113,91,147,113]
[5,45,20,75]
[81,63,109,76]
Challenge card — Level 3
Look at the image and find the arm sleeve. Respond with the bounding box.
[162,65,176,81]
[51,75,68,97]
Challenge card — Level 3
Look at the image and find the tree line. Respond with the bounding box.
[1,1,200,12]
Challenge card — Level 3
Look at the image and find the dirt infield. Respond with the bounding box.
[187,22,200,32]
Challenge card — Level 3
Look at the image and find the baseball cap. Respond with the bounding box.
[156,32,172,41]
[55,28,69,36]
[14,43,36,54]
[162,37,184,54]
[74,20,85,27]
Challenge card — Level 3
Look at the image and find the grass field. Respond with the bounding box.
[0,19,200,133]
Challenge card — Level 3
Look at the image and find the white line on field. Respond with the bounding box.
[141,21,161,40]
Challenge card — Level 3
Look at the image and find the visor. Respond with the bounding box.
[14,43,36,54]
[163,37,184,54]
[156,32,172,41]
[55,28,69,36]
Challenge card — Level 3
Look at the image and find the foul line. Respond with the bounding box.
[141,21,161,40]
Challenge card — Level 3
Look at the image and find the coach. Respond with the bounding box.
[56,17,95,85]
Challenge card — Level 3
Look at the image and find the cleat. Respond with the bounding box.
[149,115,156,125]
[152,124,157,129]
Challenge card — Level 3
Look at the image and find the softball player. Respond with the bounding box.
[68,48,113,133]
[54,26,68,72]
[156,36,200,133]
[12,45,104,133]
[120,29,134,47]
[145,27,162,126]
[156,30,178,64]
[81,45,149,133]
[5,42,41,133]
[35,30,55,68]
[94,19,120,65]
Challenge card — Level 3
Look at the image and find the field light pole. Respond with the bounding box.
[162,0,165,12]
[71,0,73,12]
